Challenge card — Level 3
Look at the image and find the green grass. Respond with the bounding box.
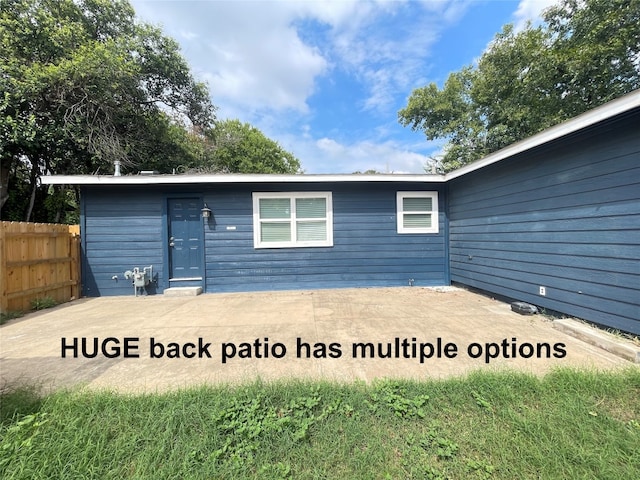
[0,297,57,325]
[1,368,639,479]
[0,311,23,325]
[29,296,57,311]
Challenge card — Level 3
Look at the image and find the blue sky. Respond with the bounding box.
[130,0,558,173]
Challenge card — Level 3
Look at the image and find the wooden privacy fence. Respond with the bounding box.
[0,222,81,313]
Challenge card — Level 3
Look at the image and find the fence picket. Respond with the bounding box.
[0,222,80,313]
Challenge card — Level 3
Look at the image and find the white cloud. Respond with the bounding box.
[326,1,467,115]
[316,137,345,156]
[513,0,559,31]
[132,1,333,113]
[128,1,470,173]
[132,0,467,116]
[282,135,436,174]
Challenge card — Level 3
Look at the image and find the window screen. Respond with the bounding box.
[397,192,438,234]
[253,193,333,248]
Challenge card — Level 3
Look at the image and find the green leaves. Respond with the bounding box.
[399,68,478,139]
[207,389,344,474]
[0,412,49,469]
[208,119,301,174]
[399,0,640,172]
[367,380,430,418]
[1,0,303,220]
[0,0,218,219]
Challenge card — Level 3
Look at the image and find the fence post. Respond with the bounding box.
[0,223,7,313]
[69,225,81,300]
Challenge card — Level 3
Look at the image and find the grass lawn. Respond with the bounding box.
[1,368,639,479]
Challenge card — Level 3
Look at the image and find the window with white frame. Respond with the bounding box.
[253,192,333,248]
[397,191,439,234]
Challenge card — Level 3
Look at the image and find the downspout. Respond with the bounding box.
[79,186,88,296]
[443,183,451,286]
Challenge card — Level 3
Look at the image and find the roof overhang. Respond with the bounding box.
[41,173,446,185]
[444,89,640,181]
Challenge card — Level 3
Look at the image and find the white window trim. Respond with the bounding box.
[253,192,333,248]
[397,191,439,234]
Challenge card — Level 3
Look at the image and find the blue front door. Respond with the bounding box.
[168,198,203,279]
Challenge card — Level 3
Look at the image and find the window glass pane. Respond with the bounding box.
[261,222,291,242]
[403,213,432,229]
[296,198,326,218]
[297,221,327,241]
[403,197,432,212]
[260,198,290,219]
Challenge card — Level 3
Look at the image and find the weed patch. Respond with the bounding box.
[367,380,429,418]
[0,311,23,325]
[0,385,42,426]
[0,369,638,479]
[29,297,57,311]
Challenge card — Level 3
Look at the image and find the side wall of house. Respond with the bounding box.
[448,111,640,334]
[80,182,447,296]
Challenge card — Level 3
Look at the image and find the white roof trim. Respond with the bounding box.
[444,89,640,181]
[40,90,640,187]
[41,173,446,185]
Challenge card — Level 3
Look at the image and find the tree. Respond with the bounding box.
[198,120,301,174]
[398,0,640,172]
[0,0,216,221]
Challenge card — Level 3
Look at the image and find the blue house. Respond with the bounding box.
[68,176,448,295]
[43,90,640,334]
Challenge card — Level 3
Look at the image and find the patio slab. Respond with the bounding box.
[1,286,636,393]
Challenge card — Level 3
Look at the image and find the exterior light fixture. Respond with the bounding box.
[201,203,212,219]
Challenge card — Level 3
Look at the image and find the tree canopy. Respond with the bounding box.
[398,0,640,172]
[0,0,216,220]
[205,120,301,174]
[0,0,300,222]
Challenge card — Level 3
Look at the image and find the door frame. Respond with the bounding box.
[162,194,206,291]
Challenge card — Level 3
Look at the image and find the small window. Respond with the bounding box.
[397,191,438,234]
[253,192,333,248]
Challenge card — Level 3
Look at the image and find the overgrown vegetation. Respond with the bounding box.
[0,311,23,326]
[1,369,638,479]
[29,296,57,311]
[0,298,57,325]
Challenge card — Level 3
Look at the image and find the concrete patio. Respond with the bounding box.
[1,286,636,393]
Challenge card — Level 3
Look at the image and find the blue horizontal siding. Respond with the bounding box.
[449,112,640,334]
[80,182,447,297]
[203,183,446,292]
[80,188,166,296]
